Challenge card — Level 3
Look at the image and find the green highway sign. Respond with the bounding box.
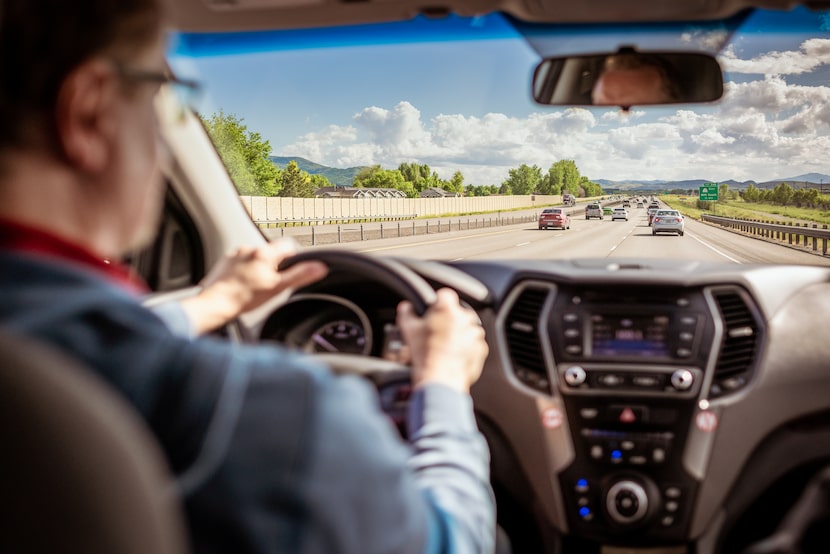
[699,183,719,201]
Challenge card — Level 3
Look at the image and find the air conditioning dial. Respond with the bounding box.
[606,480,649,524]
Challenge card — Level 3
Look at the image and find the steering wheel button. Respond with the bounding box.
[630,455,647,465]
[666,501,679,512]
[661,516,675,527]
[590,445,604,460]
[653,448,666,463]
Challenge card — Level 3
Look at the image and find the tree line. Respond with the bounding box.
[741,182,830,209]
[201,111,604,198]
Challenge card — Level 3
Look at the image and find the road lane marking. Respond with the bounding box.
[687,232,742,264]
[610,245,618,252]
[516,242,531,247]
[357,228,521,253]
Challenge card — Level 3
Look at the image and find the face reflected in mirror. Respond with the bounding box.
[532,51,723,108]
[591,54,679,108]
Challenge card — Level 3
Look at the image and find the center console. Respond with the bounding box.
[549,285,717,545]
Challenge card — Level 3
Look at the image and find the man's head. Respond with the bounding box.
[0,0,168,256]
[591,54,680,109]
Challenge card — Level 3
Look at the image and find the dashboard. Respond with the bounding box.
[259,256,830,553]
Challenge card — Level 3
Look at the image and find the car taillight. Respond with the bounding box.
[654,217,661,222]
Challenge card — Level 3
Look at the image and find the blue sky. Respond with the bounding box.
[169,9,830,185]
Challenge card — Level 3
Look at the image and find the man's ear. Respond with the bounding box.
[54,59,118,173]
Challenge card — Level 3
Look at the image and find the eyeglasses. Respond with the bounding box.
[114,63,202,123]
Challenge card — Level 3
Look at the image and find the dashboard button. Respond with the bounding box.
[564,366,587,386]
[653,448,666,463]
[563,313,579,323]
[565,345,583,355]
[671,369,694,390]
[590,445,604,460]
[564,328,580,338]
[665,487,682,499]
[599,374,623,387]
[609,405,648,423]
[580,408,599,419]
[632,375,661,388]
[679,331,694,342]
[676,348,693,358]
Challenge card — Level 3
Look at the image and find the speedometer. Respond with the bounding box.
[305,320,369,355]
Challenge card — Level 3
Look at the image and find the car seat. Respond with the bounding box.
[0,332,187,554]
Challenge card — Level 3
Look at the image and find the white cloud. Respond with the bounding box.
[680,29,731,51]
[719,39,830,75]
[280,73,830,184]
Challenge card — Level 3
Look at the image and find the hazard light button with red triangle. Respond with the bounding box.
[609,405,649,424]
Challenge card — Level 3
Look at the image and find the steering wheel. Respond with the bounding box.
[279,249,438,387]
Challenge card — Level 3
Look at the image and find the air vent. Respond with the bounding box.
[504,286,551,394]
[710,289,760,397]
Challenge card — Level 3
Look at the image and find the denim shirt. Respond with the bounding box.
[0,252,495,554]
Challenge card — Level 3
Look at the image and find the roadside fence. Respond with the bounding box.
[261,214,540,247]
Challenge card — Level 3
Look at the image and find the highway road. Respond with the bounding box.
[317,205,830,266]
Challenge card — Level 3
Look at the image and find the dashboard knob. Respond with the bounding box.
[606,480,649,524]
[564,366,587,386]
[671,369,694,391]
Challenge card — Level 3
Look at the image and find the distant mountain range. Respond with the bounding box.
[594,173,830,191]
[271,156,830,191]
[270,156,364,188]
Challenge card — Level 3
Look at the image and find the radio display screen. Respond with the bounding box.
[590,314,670,357]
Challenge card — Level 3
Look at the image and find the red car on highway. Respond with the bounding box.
[538,207,571,230]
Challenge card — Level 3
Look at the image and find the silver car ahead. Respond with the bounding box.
[652,210,685,236]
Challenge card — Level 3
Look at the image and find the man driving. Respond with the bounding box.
[0,1,495,552]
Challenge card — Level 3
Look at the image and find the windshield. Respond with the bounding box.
[168,8,830,266]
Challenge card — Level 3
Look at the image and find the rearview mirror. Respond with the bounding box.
[532,50,723,110]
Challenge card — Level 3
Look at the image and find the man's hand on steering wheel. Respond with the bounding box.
[397,288,488,395]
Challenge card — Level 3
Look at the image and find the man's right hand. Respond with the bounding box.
[396,288,488,394]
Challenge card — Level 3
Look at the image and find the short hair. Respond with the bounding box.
[0,0,163,150]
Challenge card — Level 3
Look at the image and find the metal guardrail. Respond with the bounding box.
[254,214,418,227]
[702,214,830,256]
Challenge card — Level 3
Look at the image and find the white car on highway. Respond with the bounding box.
[611,207,629,221]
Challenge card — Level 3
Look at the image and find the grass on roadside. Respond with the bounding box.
[662,195,830,226]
